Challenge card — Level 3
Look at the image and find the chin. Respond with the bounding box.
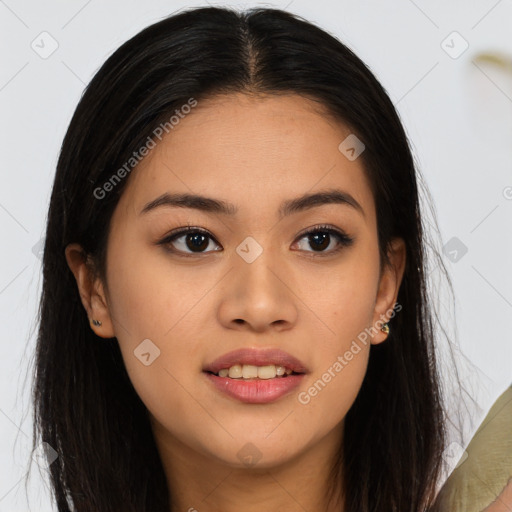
[200,430,308,470]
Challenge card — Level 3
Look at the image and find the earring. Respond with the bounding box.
[91,319,102,327]
[381,322,390,335]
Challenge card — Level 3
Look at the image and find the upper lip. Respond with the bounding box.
[203,348,309,374]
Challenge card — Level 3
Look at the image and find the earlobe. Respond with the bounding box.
[64,243,116,338]
[370,237,407,345]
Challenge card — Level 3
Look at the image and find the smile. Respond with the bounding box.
[214,364,295,379]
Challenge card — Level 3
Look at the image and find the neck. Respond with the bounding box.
[150,418,345,512]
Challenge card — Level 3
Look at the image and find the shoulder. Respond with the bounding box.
[436,385,512,512]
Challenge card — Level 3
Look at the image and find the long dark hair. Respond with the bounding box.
[30,5,450,511]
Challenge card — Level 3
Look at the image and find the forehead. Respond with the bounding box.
[117,92,375,223]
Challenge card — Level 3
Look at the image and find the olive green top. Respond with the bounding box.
[436,384,512,510]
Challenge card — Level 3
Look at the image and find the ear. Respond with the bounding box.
[64,243,115,338]
[370,237,406,345]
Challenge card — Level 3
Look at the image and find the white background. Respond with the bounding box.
[1,0,511,510]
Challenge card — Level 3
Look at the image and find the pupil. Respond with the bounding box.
[187,233,208,252]
[183,231,331,253]
[310,232,329,251]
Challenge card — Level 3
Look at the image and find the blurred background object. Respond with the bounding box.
[434,384,512,511]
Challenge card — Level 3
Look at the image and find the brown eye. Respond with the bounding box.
[294,225,354,254]
[160,227,221,255]
[158,224,354,257]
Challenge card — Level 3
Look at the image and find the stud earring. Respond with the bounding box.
[91,319,102,327]
[381,322,390,335]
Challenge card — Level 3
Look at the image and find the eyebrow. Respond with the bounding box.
[139,188,365,220]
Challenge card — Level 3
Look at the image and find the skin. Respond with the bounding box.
[66,92,406,511]
[483,478,512,511]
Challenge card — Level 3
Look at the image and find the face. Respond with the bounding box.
[67,92,405,474]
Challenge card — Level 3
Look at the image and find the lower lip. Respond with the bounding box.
[204,372,305,404]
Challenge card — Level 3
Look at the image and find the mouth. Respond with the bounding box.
[203,348,308,404]
[206,363,300,379]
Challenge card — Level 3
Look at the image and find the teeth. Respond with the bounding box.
[228,365,242,378]
[276,365,286,376]
[216,364,295,379]
[257,365,276,379]
[242,365,258,379]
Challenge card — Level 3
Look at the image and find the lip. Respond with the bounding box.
[202,348,309,375]
[202,348,309,404]
[205,372,305,404]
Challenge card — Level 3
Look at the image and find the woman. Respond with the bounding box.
[32,6,451,511]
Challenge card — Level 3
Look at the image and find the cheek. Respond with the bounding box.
[298,344,370,427]
[296,248,378,415]
[305,251,379,353]
[298,278,374,416]
[104,238,219,414]
[105,235,199,341]
[102,240,183,395]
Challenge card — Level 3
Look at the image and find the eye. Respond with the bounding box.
[293,224,354,255]
[158,223,354,257]
[159,225,221,256]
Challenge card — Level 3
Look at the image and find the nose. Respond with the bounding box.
[217,247,299,333]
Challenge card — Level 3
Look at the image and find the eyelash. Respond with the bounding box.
[158,223,354,258]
